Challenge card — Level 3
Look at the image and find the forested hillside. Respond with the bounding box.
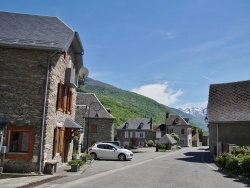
[77,78,207,131]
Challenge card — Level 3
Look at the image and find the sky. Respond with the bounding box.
[1,0,250,109]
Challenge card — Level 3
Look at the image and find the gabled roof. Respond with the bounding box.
[207,80,250,123]
[157,134,177,145]
[0,11,83,54]
[76,93,114,119]
[166,114,190,126]
[117,118,152,130]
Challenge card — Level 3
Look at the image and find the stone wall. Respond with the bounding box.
[0,47,77,172]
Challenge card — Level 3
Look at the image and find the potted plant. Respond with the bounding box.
[68,159,84,172]
[81,153,92,162]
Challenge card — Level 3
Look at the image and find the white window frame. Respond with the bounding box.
[125,131,129,138]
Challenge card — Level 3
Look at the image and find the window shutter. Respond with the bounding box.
[57,83,63,111]
[59,126,65,153]
[62,86,68,112]
[67,90,74,114]
[53,127,57,158]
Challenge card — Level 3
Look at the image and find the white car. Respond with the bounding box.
[88,143,133,161]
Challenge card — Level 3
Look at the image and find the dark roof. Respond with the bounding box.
[76,93,115,119]
[207,80,250,123]
[157,134,177,145]
[117,118,152,130]
[0,11,83,54]
[64,118,82,129]
[166,114,190,126]
[153,124,166,132]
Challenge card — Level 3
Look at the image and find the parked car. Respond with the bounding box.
[96,141,122,147]
[88,143,133,161]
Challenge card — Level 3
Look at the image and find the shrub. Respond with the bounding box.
[225,155,241,175]
[81,153,92,160]
[216,153,231,169]
[241,155,250,178]
[68,159,84,167]
[147,140,154,147]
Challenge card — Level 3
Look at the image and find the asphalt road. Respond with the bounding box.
[38,147,249,188]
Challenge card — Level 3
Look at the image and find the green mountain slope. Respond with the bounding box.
[77,78,207,131]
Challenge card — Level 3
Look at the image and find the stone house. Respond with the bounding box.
[207,80,250,156]
[116,118,153,148]
[165,113,193,147]
[76,93,115,152]
[0,11,88,173]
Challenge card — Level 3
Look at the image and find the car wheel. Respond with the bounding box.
[118,153,126,161]
[90,152,97,160]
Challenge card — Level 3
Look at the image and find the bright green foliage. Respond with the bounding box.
[147,140,154,147]
[171,133,179,141]
[77,78,204,134]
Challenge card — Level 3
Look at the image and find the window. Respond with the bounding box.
[125,131,129,138]
[179,139,185,145]
[181,129,184,134]
[57,81,74,114]
[156,131,161,138]
[167,129,173,134]
[91,124,97,133]
[53,126,65,157]
[130,131,137,138]
[6,126,35,160]
[138,132,145,138]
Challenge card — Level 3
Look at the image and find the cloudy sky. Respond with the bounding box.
[1,0,250,109]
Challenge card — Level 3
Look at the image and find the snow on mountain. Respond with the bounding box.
[178,107,207,119]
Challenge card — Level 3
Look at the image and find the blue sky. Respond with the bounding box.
[1,0,250,109]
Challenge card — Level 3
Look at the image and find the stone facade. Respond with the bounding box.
[76,93,115,152]
[0,47,78,172]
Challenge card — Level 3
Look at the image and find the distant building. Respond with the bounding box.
[117,118,153,148]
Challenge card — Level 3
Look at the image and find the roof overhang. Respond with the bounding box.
[64,118,83,129]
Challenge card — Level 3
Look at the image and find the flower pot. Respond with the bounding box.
[71,164,80,172]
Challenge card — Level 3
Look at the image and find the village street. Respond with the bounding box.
[36,147,247,188]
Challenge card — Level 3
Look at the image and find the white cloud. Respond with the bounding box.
[131,83,183,106]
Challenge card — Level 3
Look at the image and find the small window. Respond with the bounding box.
[181,129,184,134]
[6,126,35,160]
[125,131,129,138]
[139,132,145,138]
[91,124,97,133]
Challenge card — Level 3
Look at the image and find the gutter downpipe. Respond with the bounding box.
[217,123,219,156]
[38,51,59,174]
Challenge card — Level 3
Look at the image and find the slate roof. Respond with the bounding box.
[0,11,83,53]
[117,118,152,130]
[207,80,250,123]
[76,93,114,119]
[157,134,177,145]
[166,114,190,126]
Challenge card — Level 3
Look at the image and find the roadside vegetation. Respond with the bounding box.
[216,146,250,178]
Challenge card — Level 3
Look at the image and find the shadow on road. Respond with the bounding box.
[175,148,214,164]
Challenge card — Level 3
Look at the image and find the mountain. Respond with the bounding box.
[78,78,207,131]
[178,107,206,119]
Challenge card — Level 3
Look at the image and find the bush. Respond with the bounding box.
[68,159,84,167]
[81,153,92,160]
[147,140,154,147]
[225,155,241,175]
[216,153,231,169]
[241,155,250,178]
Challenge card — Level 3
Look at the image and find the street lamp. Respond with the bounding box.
[86,102,101,153]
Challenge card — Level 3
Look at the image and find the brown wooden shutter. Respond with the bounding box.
[59,126,65,153]
[67,90,74,114]
[62,86,68,112]
[57,82,63,111]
